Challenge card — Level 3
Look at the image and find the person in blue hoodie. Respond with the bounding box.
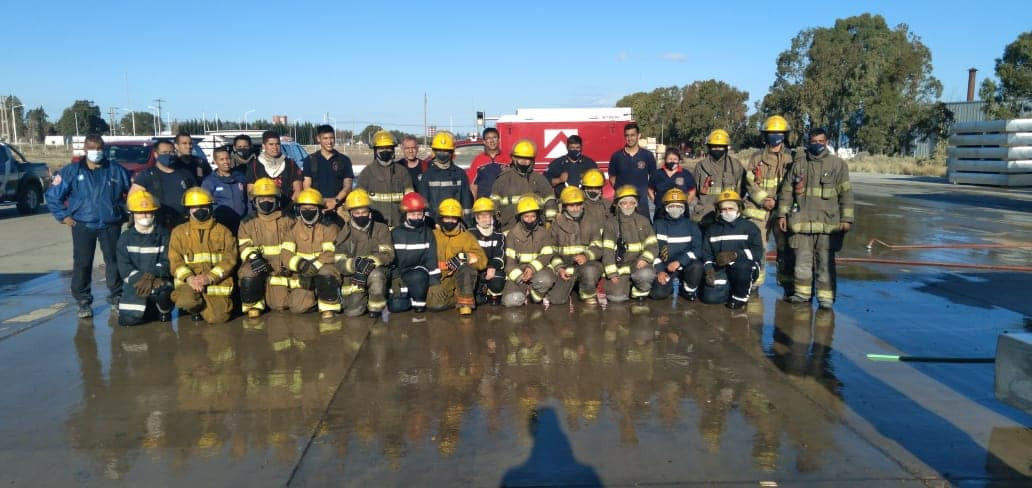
[650,188,704,301]
[201,146,248,233]
[46,134,132,318]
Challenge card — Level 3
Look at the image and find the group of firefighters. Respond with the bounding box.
[48,114,853,326]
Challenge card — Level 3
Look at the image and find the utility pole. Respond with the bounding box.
[108,107,117,135]
[153,98,165,134]
[0,96,8,141]
[12,104,23,144]
[423,93,428,145]
[74,112,80,137]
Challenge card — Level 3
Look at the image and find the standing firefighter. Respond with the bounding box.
[283,188,342,319]
[602,185,658,301]
[428,198,488,315]
[237,177,294,318]
[703,190,763,310]
[651,188,704,301]
[169,187,238,323]
[417,131,473,222]
[744,115,795,293]
[491,139,557,228]
[358,130,414,228]
[335,188,394,318]
[692,129,745,225]
[469,197,506,305]
[547,187,604,305]
[389,192,442,313]
[116,191,173,325]
[580,168,612,223]
[777,128,853,309]
[502,195,557,307]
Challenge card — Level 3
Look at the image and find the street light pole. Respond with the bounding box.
[117,108,137,136]
[11,105,23,144]
[244,109,256,130]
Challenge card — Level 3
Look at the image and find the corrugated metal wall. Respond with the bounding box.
[913,101,986,158]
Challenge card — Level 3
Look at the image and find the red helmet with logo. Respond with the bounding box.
[400,192,428,212]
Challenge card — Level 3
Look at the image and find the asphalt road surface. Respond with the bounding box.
[0,174,1029,486]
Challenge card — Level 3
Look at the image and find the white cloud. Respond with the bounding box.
[662,52,687,62]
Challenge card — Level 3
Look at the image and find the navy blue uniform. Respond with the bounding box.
[609,148,656,217]
[116,226,173,325]
[650,167,696,220]
[703,216,763,306]
[543,155,598,197]
[389,223,442,311]
[651,215,704,299]
[417,163,473,220]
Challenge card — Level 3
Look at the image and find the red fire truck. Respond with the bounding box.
[492,107,634,174]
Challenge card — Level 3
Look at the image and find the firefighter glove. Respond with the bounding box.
[134,272,156,297]
[705,266,717,287]
[250,254,272,275]
[716,251,738,267]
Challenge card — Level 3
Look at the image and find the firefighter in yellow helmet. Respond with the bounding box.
[602,185,658,301]
[491,139,557,229]
[282,188,342,318]
[116,190,174,325]
[692,129,745,226]
[335,188,395,318]
[701,190,763,309]
[416,131,474,222]
[469,197,506,305]
[579,167,612,223]
[547,186,605,305]
[427,198,488,315]
[650,188,705,301]
[237,177,294,318]
[501,195,557,307]
[169,187,239,323]
[744,115,795,294]
[357,130,414,228]
[777,127,853,309]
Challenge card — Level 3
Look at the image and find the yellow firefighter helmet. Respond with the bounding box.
[581,168,605,188]
[127,190,160,212]
[559,186,585,205]
[614,185,639,201]
[511,139,536,159]
[762,115,790,133]
[344,188,371,210]
[715,189,742,206]
[252,177,280,197]
[296,188,325,207]
[437,198,463,218]
[431,131,455,151]
[182,187,214,207]
[371,130,396,148]
[661,188,689,205]
[516,194,542,214]
[706,129,730,146]
[472,197,496,214]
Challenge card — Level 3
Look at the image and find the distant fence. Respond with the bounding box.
[947,119,1032,187]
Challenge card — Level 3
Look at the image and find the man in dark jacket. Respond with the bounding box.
[702,190,763,310]
[543,135,598,198]
[389,192,442,313]
[201,146,248,233]
[650,188,704,301]
[46,134,132,318]
[174,131,211,180]
[131,139,196,228]
[416,131,473,222]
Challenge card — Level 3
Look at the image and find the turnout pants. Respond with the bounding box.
[502,267,556,307]
[286,267,341,314]
[71,224,123,305]
[476,270,506,304]
[790,233,840,304]
[546,262,603,305]
[604,266,656,302]
[388,267,430,312]
[428,265,478,311]
[117,274,173,326]
[749,216,794,293]
[649,260,704,300]
[238,264,290,313]
[340,267,388,317]
[172,283,234,324]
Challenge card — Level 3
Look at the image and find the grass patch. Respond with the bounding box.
[10,145,73,168]
[847,154,946,177]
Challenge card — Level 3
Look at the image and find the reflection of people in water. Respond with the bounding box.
[500,407,603,487]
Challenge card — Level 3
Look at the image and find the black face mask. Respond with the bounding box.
[664,161,679,170]
[709,148,726,160]
[406,218,424,229]
[191,207,211,222]
[440,220,459,232]
[351,215,371,228]
[515,162,534,174]
[257,200,276,214]
[299,209,319,224]
[235,148,251,159]
[376,149,395,163]
[584,189,602,201]
[522,219,539,232]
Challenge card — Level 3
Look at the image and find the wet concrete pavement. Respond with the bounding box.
[0,175,1030,486]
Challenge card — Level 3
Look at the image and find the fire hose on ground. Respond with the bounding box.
[762,238,1032,273]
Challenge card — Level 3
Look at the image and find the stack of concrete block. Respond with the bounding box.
[947,119,1032,186]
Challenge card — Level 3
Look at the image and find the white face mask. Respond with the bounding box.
[136,216,155,228]
[86,149,103,162]
[720,209,739,222]
[619,205,636,216]
[665,204,685,219]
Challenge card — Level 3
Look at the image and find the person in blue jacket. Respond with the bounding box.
[650,188,704,301]
[46,134,132,318]
[201,146,248,233]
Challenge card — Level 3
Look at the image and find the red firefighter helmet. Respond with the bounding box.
[400,192,428,212]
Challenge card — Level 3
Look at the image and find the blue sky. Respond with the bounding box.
[5,0,1030,135]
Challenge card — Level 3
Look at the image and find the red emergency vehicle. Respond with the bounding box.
[493,107,634,175]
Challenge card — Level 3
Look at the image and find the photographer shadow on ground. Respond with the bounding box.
[500,406,603,487]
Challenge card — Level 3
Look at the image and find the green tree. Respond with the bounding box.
[118,111,155,136]
[674,80,750,150]
[56,100,109,136]
[616,86,680,142]
[760,14,942,154]
[981,31,1032,118]
[25,106,50,143]
[357,124,384,146]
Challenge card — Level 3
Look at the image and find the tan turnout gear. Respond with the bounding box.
[491,169,557,228]
[335,219,394,316]
[602,210,658,301]
[169,217,238,323]
[744,145,796,289]
[237,209,294,313]
[282,219,341,314]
